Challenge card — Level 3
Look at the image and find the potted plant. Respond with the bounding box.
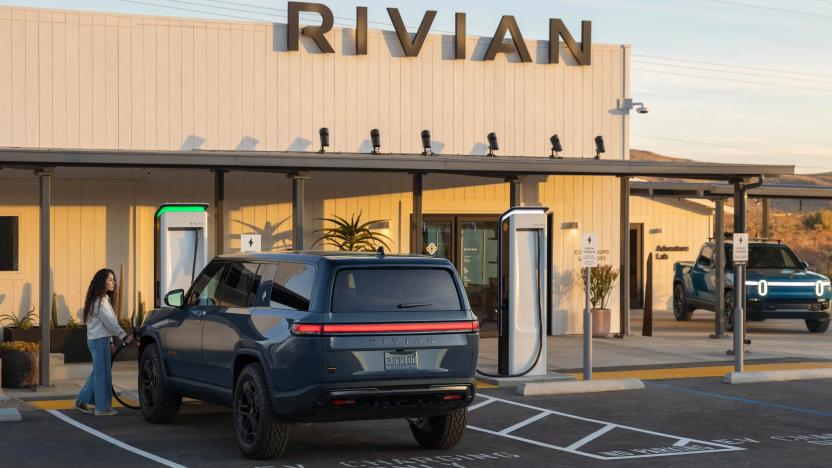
[313,212,392,251]
[0,340,39,389]
[581,264,619,338]
[0,307,38,343]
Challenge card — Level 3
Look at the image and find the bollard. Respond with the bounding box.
[642,253,653,337]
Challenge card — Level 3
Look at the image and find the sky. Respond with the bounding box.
[4,0,832,173]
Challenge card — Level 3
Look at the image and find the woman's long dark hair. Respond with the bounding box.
[83,268,117,324]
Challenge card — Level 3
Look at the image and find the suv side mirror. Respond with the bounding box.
[801,261,810,270]
[164,289,185,308]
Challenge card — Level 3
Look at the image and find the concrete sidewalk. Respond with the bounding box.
[477,309,832,374]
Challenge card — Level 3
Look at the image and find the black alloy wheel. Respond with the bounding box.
[233,364,289,459]
[673,284,693,321]
[138,344,182,424]
[725,291,736,332]
[237,380,260,445]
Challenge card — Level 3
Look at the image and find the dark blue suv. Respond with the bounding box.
[136,252,479,459]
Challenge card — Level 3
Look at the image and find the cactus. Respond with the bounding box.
[50,292,59,327]
[137,291,146,326]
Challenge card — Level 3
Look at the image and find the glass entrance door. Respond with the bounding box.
[458,218,499,335]
[420,216,499,336]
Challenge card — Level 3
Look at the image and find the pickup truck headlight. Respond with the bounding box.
[816,280,826,297]
[757,280,768,297]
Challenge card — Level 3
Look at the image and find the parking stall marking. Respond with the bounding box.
[467,395,745,461]
[47,410,188,468]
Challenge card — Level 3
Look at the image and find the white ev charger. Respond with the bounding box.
[154,203,209,307]
[495,206,549,377]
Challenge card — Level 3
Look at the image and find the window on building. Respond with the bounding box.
[0,216,19,272]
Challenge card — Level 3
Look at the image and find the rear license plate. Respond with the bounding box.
[384,351,418,371]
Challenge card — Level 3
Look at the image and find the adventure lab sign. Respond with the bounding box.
[287,2,592,65]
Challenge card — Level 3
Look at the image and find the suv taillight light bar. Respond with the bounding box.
[291,321,479,336]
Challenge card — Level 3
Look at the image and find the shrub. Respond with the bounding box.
[0,306,36,329]
[313,212,391,251]
[802,210,832,231]
[0,341,39,353]
[580,264,619,309]
[66,317,80,328]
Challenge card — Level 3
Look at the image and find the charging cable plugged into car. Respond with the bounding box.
[110,327,142,410]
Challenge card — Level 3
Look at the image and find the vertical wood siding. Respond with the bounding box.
[0,7,651,335]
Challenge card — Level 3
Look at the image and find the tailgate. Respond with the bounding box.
[298,266,479,383]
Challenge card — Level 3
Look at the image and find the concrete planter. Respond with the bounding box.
[590,308,611,338]
[0,349,38,389]
[1,327,137,363]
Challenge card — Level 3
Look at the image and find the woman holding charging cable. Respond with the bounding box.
[74,268,134,416]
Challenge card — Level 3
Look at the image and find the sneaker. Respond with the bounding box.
[94,409,118,416]
[73,400,93,415]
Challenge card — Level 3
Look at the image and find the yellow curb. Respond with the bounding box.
[476,380,498,389]
[28,398,129,410]
[569,361,832,381]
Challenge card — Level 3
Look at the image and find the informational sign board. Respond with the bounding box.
[581,233,598,268]
[425,242,438,256]
[733,233,748,263]
[241,234,262,253]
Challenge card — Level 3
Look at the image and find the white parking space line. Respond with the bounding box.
[47,410,188,468]
[565,424,616,451]
[468,395,745,460]
[498,411,550,435]
[468,398,497,411]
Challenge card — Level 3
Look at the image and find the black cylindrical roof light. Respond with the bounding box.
[549,134,563,159]
[487,132,499,157]
[370,129,381,155]
[319,127,329,154]
[594,135,606,159]
[421,130,432,156]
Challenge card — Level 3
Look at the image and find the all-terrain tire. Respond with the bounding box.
[673,284,693,321]
[234,363,289,459]
[806,319,830,333]
[138,343,182,424]
[725,290,736,332]
[409,407,468,449]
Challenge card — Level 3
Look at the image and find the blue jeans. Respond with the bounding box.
[76,337,112,411]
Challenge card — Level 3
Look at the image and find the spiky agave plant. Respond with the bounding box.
[313,212,391,252]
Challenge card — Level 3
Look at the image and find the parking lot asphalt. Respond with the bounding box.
[4,377,832,468]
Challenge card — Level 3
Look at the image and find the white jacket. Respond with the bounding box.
[86,295,127,341]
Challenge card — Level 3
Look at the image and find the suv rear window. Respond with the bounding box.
[331,268,462,312]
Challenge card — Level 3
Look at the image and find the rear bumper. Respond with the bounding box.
[270,377,477,422]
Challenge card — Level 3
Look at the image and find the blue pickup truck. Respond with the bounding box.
[673,240,831,333]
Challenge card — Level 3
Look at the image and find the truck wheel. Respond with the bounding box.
[138,343,182,424]
[806,319,830,333]
[725,291,735,332]
[673,284,693,321]
[234,363,289,459]
[409,407,468,449]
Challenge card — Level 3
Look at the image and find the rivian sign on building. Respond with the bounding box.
[284,2,592,65]
[0,5,717,337]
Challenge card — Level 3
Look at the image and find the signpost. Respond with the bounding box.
[581,233,598,380]
[241,234,262,253]
[732,233,748,372]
